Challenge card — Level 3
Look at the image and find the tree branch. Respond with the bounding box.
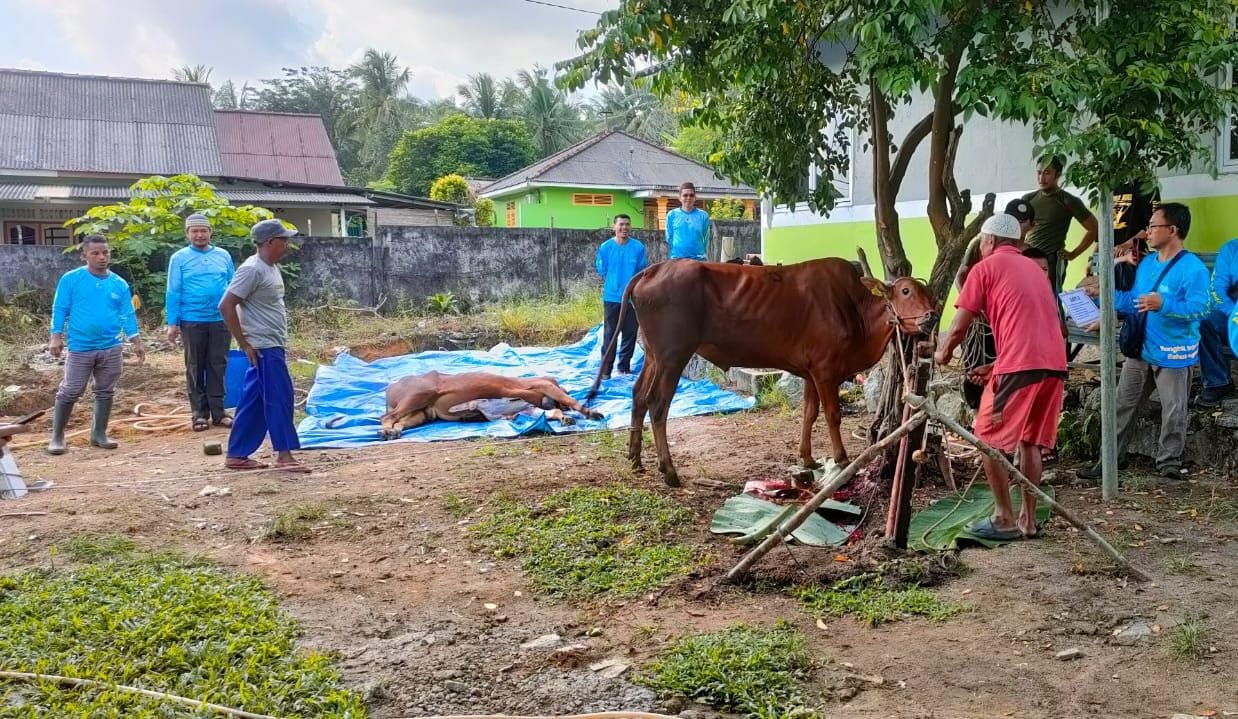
[888,112,934,195]
[926,49,964,238]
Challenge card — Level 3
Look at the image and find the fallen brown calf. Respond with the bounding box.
[378,371,603,440]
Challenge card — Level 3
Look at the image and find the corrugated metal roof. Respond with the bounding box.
[481,130,757,198]
[0,69,222,176]
[0,182,370,206]
[215,111,345,186]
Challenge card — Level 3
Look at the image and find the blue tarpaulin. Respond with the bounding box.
[296,324,755,449]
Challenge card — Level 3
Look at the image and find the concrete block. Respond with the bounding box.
[727,367,782,396]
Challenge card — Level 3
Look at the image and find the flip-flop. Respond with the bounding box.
[965,517,1024,542]
[273,462,312,474]
[192,418,210,432]
[225,458,268,470]
[213,416,233,428]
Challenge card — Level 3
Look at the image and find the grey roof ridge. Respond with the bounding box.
[484,129,620,193]
[213,109,325,118]
[0,66,210,88]
[0,110,212,128]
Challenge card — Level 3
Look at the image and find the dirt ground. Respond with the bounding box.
[2,347,1237,719]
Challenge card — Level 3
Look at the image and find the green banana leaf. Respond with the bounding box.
[908,484,1055,551]
[710,493,861,547]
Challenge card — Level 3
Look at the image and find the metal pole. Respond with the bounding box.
[1098,182,1118,500]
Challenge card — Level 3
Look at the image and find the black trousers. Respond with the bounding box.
[181,321,231,421]
[602,301,639,374]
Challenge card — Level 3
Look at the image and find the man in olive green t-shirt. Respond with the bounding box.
[1020,156,1098,297]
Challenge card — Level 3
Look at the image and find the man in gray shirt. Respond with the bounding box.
[218,219,309,473]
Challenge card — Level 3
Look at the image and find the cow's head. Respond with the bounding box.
[863,277,939,336]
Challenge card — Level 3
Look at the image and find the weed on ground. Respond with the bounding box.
[1167,617,1212,662]
[0,546,365,717]
[264,502,330,541]
[637,621,820,718]
[470,485,695,599]
[489,289,602,345]
[793,568,967,627]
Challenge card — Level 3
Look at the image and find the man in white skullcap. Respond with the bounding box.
[165,213,236,431]
[935,212,1068,541]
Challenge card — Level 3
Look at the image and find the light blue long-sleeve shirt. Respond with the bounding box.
[595,237,648,303]
[1210,238,1238,317]
[51,266,140,352]
[1115,250,1211,368]
[665,207,710,260]
[165,244,235,324]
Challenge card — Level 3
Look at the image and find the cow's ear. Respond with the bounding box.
[860,277,890,299]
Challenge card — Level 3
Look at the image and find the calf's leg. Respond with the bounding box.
[798,377,822,469]
[628,355,656,471]
[814,375,848,464]
[648,353,690,487]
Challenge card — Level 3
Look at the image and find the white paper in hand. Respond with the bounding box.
[1060,289,1101,327]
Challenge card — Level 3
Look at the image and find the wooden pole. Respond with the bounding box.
[886,346,932,546]
[723,410,928,583]
[903,393,1150,581]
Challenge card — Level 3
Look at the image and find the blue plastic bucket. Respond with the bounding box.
[224,349,249,409]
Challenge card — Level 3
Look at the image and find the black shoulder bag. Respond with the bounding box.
[1117,251,1186,359]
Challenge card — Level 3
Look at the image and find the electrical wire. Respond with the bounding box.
[521,0,601,14]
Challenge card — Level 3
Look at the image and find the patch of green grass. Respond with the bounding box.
[488,288,603,344]
[441,491,473,519]
[793,572,966,627]
[1165,555,1203,575]
[264,503,329,541]
[637,622,820,719]
[1167,617,1211,661]
[470,485,695,599]
[756,383,795,415]
[64,534,137,561]
[588,429,627,460]
[0,552,365,717]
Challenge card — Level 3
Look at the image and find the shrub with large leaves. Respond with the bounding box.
[66,175,278,317]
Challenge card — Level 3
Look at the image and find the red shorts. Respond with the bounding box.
[973,374,1064,453]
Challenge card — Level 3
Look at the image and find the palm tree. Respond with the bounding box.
[349,50,413,183]
[458,73,522,119]
[172,64,213,84]
[516,65,589,157]
[592,82,676,143]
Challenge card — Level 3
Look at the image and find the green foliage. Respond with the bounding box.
[425,291,461,315]
[0,551,365,717]
[710,196,747,220]
[490,287,602,344]
[637,622,820,719]
[458,73,524,120]
[474,197,496,226]
[429,174,474,205]
[517,65,590,157]
[793,572,966,627]
[592,81,677,142]
[387,115,538,196]
[669,124,720,166]
[252,65,362,175]
[470,485,695,599]
[1056,410,1101,461]
[65,175,276,317]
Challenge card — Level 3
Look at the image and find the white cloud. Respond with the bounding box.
[46,1,186,78]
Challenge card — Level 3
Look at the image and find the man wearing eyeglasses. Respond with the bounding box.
[1078,203,1210,481]
[665,182,711,261]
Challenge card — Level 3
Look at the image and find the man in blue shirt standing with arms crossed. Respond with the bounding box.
[596,213,648,379]
[665,182,710,261]
[166,213,236,431]
[47,234,146,455]
[1079,203,1210,481]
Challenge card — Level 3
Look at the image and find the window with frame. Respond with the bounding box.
[1223,65,1238,169]
[572,193,614,206]
[505,201,516,227]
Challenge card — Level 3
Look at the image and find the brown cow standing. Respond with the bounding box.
[586,258,938,486]
[379,371,603,440]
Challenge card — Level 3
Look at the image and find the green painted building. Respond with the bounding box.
[481,129,757,230]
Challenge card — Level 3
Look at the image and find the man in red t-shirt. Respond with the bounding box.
[936,212,1069,540]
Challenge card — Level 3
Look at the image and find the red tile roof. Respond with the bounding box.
[214,110,344,187]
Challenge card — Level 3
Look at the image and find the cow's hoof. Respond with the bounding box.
[799,458,822,470]
[559,415,576,426]
[662,470,681,488]
[379,430,399,441]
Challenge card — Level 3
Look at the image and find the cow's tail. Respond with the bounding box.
[586,267,645,405]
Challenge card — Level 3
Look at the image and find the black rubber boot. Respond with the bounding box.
[89,397,118,450]
[46,400,74,455]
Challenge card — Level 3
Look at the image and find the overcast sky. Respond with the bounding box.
[1,0,613,99]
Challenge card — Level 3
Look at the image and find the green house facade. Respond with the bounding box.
[481,130,757,231]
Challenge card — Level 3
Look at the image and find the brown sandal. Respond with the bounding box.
[273,461,312,474]
[192,417,210,432]
[213,415,234,428]
[225,458,268,470]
